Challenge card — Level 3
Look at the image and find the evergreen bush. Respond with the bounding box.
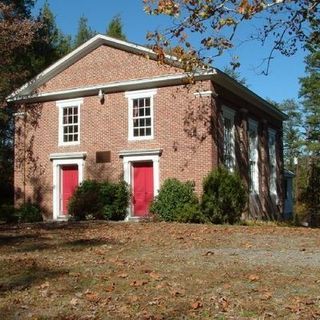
[68,180,130,221]
[16,202,43,223]
[150,178,198,221]
[201,167,247,224]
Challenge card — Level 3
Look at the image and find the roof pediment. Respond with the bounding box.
[7,34,179,100]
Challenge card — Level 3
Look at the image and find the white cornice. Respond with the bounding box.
[49,152,87,160]
[118,148,163,157]
[8,73,214,103]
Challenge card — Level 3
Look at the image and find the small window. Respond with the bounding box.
[126,89,157,141]
[57,98,82,146]
[222,106,236,171]
[248,119,259,194]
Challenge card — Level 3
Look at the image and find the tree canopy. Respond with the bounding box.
[106,15,126,40]
[144,0,320,73]
[74,15,96,48]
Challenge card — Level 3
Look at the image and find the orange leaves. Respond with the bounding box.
[190,300,203,310]
[248,274,260,282]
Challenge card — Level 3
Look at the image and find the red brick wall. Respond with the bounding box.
[39,45,181,93]
[14,81,215,219]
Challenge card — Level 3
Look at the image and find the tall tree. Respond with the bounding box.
[106,15,126,41]
[277,99,303,170]
[144,0,320,73]
[31,1,71,74]
[0,1,39,205]
[299,50,320,156]
[74,15,95,48]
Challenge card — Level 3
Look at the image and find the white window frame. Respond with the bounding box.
[222,105,236,171]
[125,89,157,141]
[57,98,83,146]
[268,128,277,198]
[248,119,259,194]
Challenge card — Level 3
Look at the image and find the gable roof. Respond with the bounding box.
[6,34,286,121]
[7,34,179,101]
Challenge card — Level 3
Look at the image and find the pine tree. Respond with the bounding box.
[277,99,303,170]
[299,49,320,156]
[74,15,95,48]
[106,15,126,41]
[31,1,72,74]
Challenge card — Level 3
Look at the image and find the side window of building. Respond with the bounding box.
[125,89,157,141]
[248,119,259,194]
[57,98,82,146]
[222,106,236,171]
[268,128,277,198]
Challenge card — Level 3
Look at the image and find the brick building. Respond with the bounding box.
[7,35,287,221]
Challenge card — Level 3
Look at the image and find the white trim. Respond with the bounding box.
[125,89,157,99]
[193,91,214,97]
[50,152,87,160]
[126,89,157,141]
[119,148,162,157]
[52,157,85,221]
[248,119,259,194]
[57,98,83,147]
[120,150,161,220]
[7,72,214,103]
[222,105,236,171]
[268,128,277,199]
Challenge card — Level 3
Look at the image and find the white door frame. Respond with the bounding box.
[119,149,161,219]
[50,152,86,220]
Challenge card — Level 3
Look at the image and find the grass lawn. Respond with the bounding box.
[0,222,319,319]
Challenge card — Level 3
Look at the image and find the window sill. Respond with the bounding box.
[128,136,154,142]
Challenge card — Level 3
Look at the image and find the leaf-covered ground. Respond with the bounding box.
[0,222,319,319]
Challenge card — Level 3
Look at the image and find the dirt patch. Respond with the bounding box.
[0,222,319,319]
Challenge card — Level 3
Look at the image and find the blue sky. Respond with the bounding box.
[33,0,307,103]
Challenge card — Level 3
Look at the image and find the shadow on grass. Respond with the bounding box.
[0,234,44,246]
[0,260,68,294]
[14,237,117,253]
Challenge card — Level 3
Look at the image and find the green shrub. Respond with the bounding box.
[174,203,207,224]
[150,178,198,221]
[201,167,247,224]
[16,203,43,223]
[101,180,130,221]
[68,180,104,220]
[68,180,130,221]
[0,204,18,223]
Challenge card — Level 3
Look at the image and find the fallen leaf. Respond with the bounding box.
[130,280,148,287]
[218,297,229,312]
[118,273,128,278]
[248,274,260,282]
[85,292,101,303]
[191,301,203,310]
[105,283,115,292]
[149,272,161,280]
[70,298,79,306]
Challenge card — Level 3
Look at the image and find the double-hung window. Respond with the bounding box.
[125,89,156,141]
[57,98,82,146]
[268,128,277,198]
[248,119,259,194]
[222,106,236,171]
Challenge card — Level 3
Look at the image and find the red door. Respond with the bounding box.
[61,165,79,215]
[133,162,154,217]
